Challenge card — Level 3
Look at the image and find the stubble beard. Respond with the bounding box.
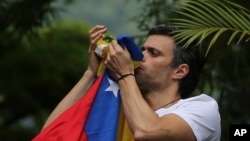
[135,67,163,94]
[135,73,150,94]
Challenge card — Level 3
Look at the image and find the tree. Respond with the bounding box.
[0,0,75,34]
[132,0,250,141]
[0,1,91,140]
[0,19,91,141]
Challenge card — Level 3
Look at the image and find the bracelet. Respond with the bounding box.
[117,73,134,82]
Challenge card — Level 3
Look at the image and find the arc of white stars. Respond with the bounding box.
[105,77,120,97]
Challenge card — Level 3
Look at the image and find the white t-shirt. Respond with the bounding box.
[155,94,221,141]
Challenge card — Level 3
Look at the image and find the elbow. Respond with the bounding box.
[133,127,173,141]
[134,131,147,141]
[133,128,152,141]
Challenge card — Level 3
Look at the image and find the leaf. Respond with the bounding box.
[171,0,250,56]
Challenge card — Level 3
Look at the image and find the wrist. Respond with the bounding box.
[117,73,134,82]
[84,69,97,78]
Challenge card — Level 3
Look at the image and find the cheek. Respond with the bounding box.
[143,65,168,81]
[152,68,169,80]
[153,64,174,80]
[141,57,172,76]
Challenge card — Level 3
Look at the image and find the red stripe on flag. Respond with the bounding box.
[32,74,104,141]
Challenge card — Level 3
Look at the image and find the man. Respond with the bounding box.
[42,24,221,141]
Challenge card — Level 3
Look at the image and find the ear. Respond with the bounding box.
[172,64,189,80]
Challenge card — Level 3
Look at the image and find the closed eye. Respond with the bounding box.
[141,46,160,57]
[148,47,159,57]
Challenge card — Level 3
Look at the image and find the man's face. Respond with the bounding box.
[135,35,176,91]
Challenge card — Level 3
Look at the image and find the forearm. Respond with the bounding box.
[118,76,160,138]
[42,70,96,130]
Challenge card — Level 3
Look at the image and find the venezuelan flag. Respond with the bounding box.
[32,35,143,141]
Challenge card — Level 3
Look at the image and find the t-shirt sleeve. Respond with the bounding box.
[170,95,221,141]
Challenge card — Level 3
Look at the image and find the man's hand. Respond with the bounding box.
[105,40,134,81]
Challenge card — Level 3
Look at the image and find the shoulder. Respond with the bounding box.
[156,94,219,117]
[183,94,217,103]
[182,94,219,109]
[156,94,221,141]
[178,94,221,141]
[178,94,220,122]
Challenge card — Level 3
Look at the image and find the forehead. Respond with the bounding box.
[143,35,175,50]
[143,35,176,53]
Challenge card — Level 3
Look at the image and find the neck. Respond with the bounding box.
[142,87,181,111]
[154,97,181,111]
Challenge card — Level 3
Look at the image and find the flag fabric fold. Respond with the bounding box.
[85,71,120,141]
[32,74,104,141]
[32,35,143,141]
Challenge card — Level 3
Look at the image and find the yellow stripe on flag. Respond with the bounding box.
[116,105,134,141]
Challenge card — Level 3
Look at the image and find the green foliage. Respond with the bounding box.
[171,0,250,55]
[131,0,182,31]
[1,0,56,35]
[199,43,250,141]
[0,19,91,140]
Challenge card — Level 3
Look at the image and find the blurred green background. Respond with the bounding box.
[0,0,250,141]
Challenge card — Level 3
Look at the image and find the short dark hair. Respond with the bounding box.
[148,24,205,98]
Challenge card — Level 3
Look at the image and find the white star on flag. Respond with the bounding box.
[105,77,120,97]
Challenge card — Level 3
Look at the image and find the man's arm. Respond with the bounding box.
[118,77,195,141]
[105,40,196,141]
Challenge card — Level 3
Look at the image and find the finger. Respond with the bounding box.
[123,46,129,54]
[89,25,107,41]
[88,33,103,52]
[108,40,121,57]
[109,40,123,52]
[88,25,105,34]
[88,26,107,51]
[90,28,107,41]
[104,49,111,66]
[90,33,102,45]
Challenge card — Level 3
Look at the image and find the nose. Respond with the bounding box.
[142,50,147,62]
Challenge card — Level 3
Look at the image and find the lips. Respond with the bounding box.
[135,65,144,74]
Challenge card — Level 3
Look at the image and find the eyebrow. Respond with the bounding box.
[141,46,154,50]
[141,46,161,54]
[141,46,158,50]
